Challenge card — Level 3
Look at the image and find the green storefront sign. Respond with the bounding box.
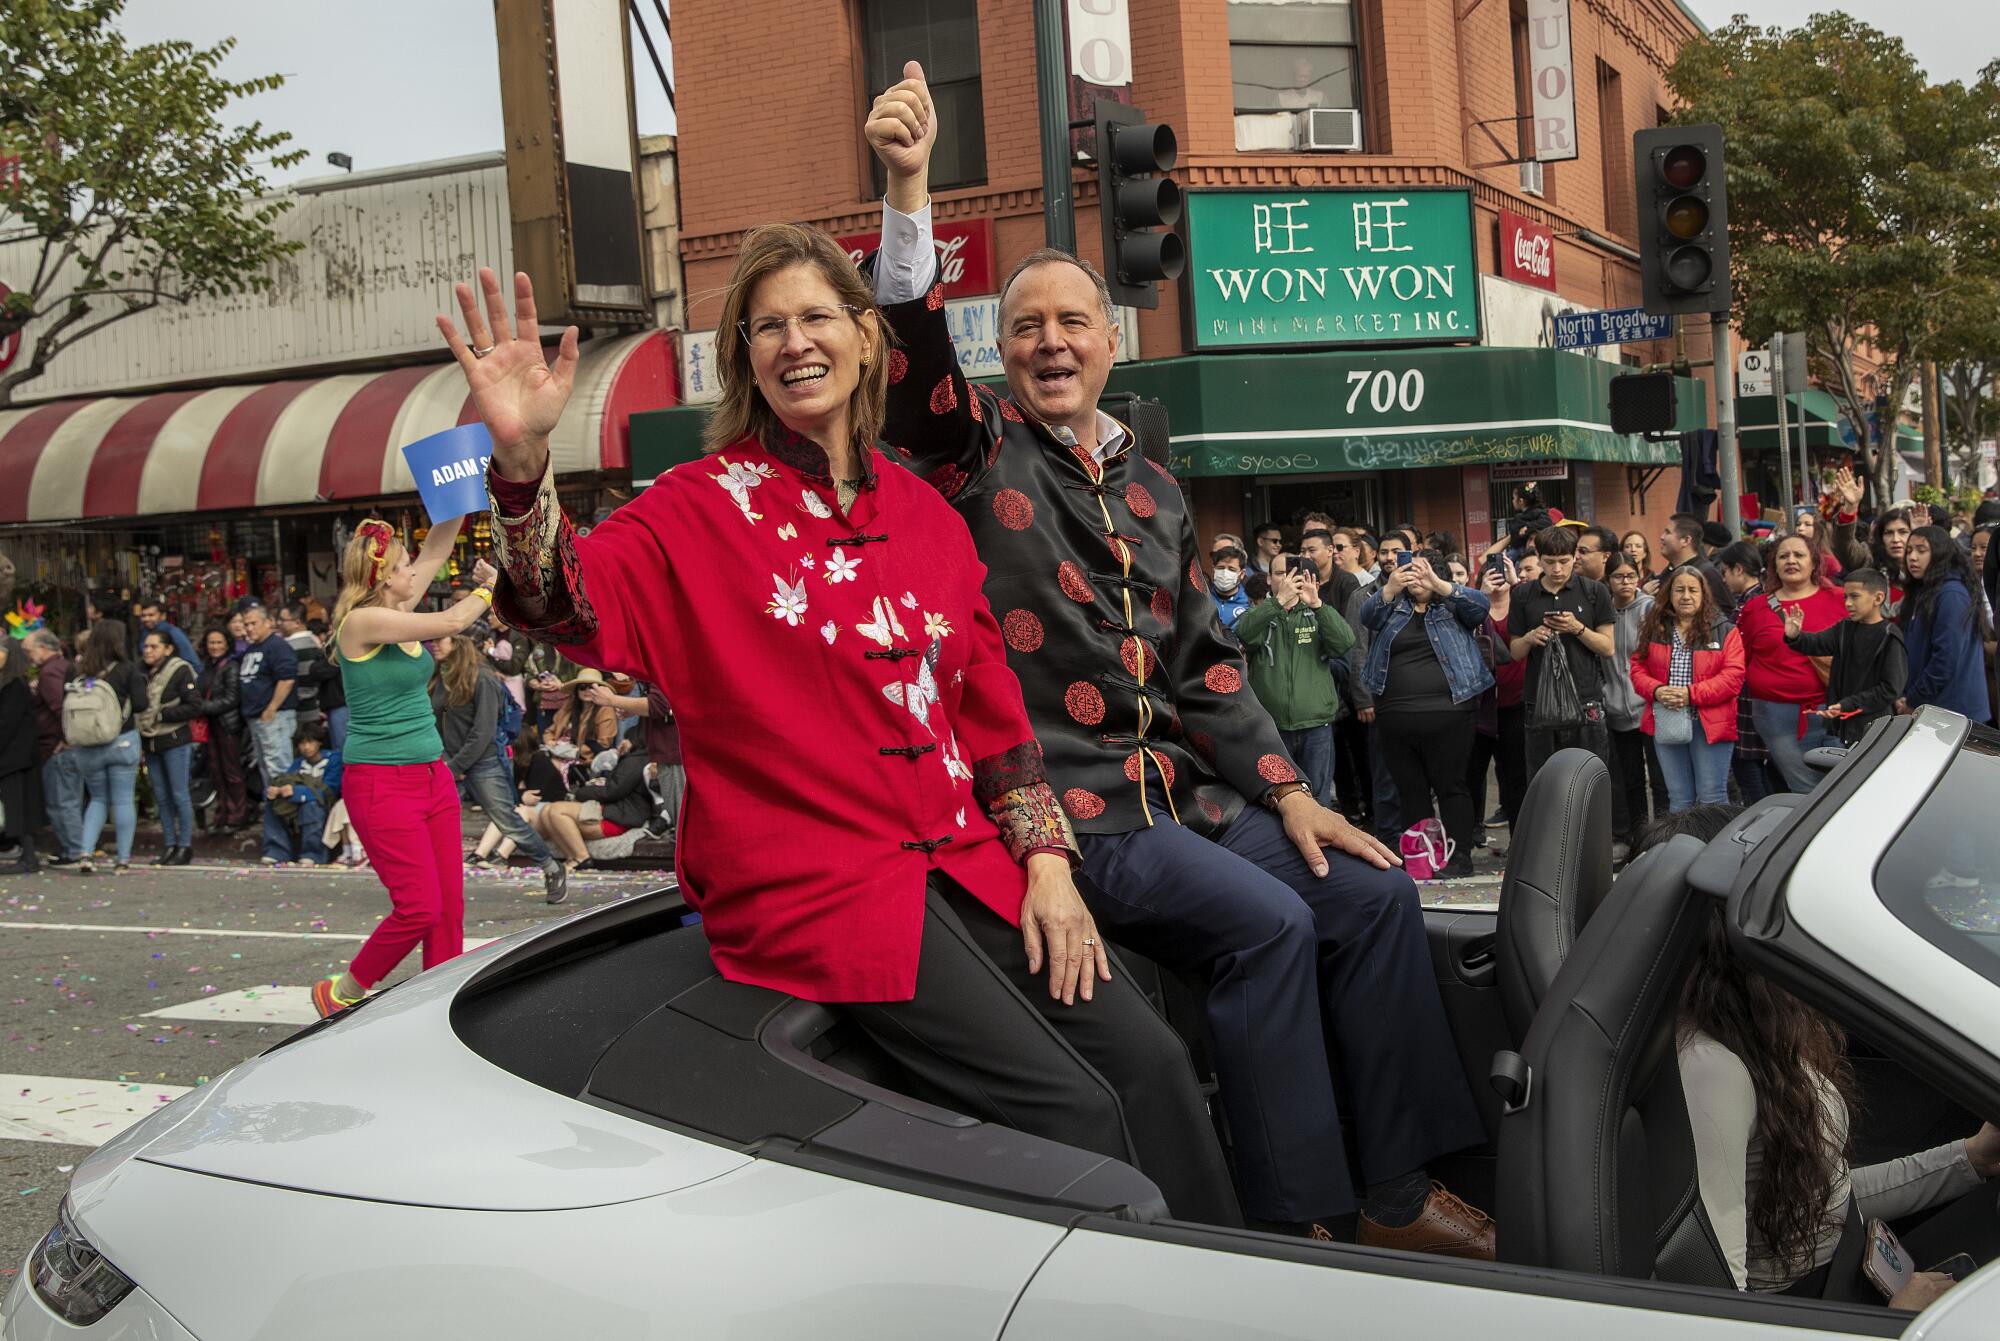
[1104,345,1698,477]
[1185,189,1480,350]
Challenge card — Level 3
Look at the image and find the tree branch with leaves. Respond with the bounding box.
[0,0,307,405]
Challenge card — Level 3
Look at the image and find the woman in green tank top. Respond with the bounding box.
[308,516,498,1019]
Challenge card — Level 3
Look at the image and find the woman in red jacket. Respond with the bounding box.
[1631,569,1746,812]
[435,236,1237,1225]
[1734,532,1844,794]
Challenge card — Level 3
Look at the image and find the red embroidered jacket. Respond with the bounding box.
[488,431,1073,1003]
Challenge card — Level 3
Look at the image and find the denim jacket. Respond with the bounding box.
[1358,584,1495,704]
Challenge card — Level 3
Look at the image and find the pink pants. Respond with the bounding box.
[344,758,465,989]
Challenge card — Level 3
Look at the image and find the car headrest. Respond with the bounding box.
[1495,748,1615,1042]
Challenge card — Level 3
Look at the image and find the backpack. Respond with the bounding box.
[64,677,124,747]
[495,692,525,748]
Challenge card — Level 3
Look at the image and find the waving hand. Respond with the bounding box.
[436,267,580,480]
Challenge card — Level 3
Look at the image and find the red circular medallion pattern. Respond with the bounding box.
[928,463,967,499]
[1104,533,1133,565]
[928,377,957,416]
[1190,730,1216,760]
[1150,587,1174,627]
[1057,561,1094,603]
[1124,483,1157,518]
[993,489,1034,531]
[1197,796,1225,825]
[968,390,984,423]
[1064,681,1105,725]
[999,399,1025,423]
[1203,664,1242,694]
[1256,754,1299,784]
[1122,750,1176,788]
[1002,609,1045,652]
[1119,636,1151,679]
[925,284,945,311]
[1063,788,1106,819]
[1187,559,1207,593]
[887,349,908,385]
[1148,457,1179,484]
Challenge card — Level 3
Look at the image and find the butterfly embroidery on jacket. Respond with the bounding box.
[854,595,908,647]
[799,489,834,520]
[883,652,940,736]
[714,457,779,523]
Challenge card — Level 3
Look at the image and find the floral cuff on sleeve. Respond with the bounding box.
[487,462,597,643]
[990,781,1081,866]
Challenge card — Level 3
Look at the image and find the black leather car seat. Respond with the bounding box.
[1495,747,1615,1045]
[1491,836,1733,1285]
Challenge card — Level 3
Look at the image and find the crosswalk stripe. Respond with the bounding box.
[3,1074,192,1147]
[138,938,502,1026]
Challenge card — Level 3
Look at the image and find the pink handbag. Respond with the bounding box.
[1398,817,1455,882]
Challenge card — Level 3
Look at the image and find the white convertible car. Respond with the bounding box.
[7,707,1999,1339]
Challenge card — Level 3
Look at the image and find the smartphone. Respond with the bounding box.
[1863,1219,1914,1300]
[1394,550,1414,567]
[1929,1253,1978,1283]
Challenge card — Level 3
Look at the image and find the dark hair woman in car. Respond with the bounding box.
[1898,525,1991,721]
[1649,806,2000,1304]
[437,245,1237,1224]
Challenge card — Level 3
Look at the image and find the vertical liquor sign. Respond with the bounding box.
[1526,0,1579,163]
[495,0,651,324]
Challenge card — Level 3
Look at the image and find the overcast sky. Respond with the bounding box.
[112,1,1990,188]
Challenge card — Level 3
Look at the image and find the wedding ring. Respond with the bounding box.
[471,343,496,358]
[1082,937,1099,946]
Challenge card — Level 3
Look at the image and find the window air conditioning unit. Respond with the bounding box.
[1520,159,1545,196]
[1300,107,1363,152]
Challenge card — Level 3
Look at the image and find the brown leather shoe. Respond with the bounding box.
[1356,1182,1496,1260]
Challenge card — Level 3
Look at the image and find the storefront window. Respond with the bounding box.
[1229,0,1360,151]
[1257,474,1386,542]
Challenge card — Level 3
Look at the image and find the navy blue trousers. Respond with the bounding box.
[1080,805,1486,1222]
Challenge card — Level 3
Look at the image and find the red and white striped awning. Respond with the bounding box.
[0,330,675,525]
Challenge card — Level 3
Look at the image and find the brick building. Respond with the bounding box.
[645,0,1718,554]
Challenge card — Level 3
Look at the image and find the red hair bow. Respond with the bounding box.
[356,519,396,589]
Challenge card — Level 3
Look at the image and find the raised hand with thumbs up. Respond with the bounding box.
[865,60,936,213]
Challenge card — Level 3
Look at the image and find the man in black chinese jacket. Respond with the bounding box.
[863,62,1488,1251]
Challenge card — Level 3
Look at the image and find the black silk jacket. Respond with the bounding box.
[880,282,1304,837]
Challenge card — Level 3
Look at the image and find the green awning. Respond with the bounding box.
[631,345,1707,484]
[1105,346,1700,477]
[1736,389,1850,451]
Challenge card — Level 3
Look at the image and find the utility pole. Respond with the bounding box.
[1715,315,1742,536]
[1031,0,1076,253]
[1922,360,1945,490]
[1773,337,1793,521]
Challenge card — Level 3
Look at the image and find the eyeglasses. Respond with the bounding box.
[739,305,860,348]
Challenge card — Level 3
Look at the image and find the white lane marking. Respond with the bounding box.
[3,1074,192,1147]
[138,939,502,1026]
[0,922,368,942]
[2,925,515,945]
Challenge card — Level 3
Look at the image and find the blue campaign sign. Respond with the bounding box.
[402,422,494,522]
[1550,306,1676,350]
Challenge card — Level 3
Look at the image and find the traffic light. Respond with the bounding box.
[1094,100,1184,310]
[1634,124,1731,316]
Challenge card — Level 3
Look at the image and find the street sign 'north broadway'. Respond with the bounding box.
[1550,305,1674,350]
[1186,190,1479,350]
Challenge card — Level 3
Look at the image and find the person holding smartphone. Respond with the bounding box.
[1506,525,1616,776]
[1234,557,1354,812]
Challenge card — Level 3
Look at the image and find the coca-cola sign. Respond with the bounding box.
[1499,209,1556,292]
[835,219,996,301]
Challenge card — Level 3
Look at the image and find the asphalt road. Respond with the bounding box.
[0,858,675,1282]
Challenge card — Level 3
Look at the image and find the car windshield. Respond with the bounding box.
[1875,724,2000,989]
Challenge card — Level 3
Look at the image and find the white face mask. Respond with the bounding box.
[1212,567,1242,593]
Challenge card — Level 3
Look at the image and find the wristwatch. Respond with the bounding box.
[1265,780,1311,810]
